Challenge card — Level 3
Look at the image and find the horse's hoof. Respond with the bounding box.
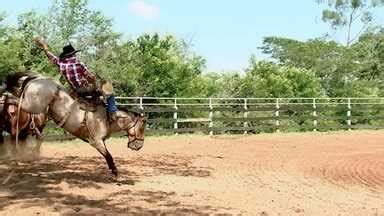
[111,169,118,177]
[32,148,41,155]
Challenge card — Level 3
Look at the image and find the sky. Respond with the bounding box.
[1,0,384,72]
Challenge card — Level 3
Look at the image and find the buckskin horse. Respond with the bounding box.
[0,94,47,154]
[4,71,147,176]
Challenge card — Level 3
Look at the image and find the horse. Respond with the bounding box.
[0,94,47,154]
[4,71,147,176]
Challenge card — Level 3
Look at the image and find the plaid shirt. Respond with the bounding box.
[47,51,90,89]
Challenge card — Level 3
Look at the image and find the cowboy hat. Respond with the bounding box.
[59,44,81,59]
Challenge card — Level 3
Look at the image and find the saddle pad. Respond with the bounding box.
[4,95,19,105]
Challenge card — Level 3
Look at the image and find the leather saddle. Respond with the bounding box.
[0,94,20,129]
[73,91,106,112]
[0,94,19,113]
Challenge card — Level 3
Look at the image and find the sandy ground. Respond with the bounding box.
[1,131,384,215]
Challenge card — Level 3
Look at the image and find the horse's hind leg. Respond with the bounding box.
[9,130,28,157]
[91,140,118,177]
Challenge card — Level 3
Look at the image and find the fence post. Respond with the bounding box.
[347,98,352,131]
[313,98,318,132]
[139,97,144,110]
[174,98,178,135]
[138,97,147,131]
[243,98,248,134]
[275,98,280,132]
[209,98,213,136]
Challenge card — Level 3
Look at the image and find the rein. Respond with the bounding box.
[125,116,144,144]
[15,84,27,150]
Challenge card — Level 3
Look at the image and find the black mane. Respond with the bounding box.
[4,71,39,92]
[117,106,143,117]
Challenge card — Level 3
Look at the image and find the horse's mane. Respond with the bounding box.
[4,71,40,92]
[117,106,142,117]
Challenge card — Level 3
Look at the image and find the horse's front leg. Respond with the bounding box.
[90,139,118,176]
[32,127,44,154]
[9,117,18,154]
[32,137,43,155]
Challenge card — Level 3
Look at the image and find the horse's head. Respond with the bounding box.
[116,110,147,151]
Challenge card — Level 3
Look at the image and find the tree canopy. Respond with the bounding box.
[0,0,383,99]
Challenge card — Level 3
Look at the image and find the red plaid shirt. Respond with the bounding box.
[47,51,90,89]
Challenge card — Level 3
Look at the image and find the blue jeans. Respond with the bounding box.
[106,95,117,113]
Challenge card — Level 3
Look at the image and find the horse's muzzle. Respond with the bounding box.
[127,140,143,151]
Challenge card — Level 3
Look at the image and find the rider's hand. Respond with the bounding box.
[87,73,97,84]
[34,37,48,50]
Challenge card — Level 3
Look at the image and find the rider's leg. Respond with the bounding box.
[106,94,117,121]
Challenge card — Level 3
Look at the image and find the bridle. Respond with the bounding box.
[125,116,145,145]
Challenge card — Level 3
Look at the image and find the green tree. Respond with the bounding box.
[259,36,384,97]
[0,13,23,80]
[183,71,242,97]
[124,33,206,97]
[260,37,348,96]
[239,59,323,98]
[90,33,206,97]
[316,0,384,46]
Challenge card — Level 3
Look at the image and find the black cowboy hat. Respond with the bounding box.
[59,44,81,59]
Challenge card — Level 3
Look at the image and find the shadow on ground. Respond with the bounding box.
[0,154,228,215]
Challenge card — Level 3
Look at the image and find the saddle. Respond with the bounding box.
[0,93,45,139]
[0,94,19,115]
[73,91,105,112]
[74,81,113,112]
[9,74,40,98]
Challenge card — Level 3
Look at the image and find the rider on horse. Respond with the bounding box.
[34,38,117,121]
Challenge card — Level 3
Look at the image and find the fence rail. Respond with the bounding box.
[112,97,384,135]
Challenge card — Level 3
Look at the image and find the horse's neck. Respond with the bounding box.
[108,110,133,134]
[108,121,122,134]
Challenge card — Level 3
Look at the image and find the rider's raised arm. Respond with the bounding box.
[45,51,59,66]
[34,37,59,66]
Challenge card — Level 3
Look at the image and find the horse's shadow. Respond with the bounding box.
[0,154,229,215]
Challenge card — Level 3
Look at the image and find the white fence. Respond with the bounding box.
[114,97,384,134]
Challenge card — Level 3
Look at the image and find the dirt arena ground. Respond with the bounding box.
[1,131,384,215]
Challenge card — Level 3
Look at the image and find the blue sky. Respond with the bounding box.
[1,0,384,72]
